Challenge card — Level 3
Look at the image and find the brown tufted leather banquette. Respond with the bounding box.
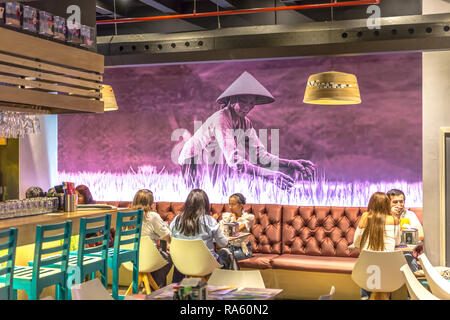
[101,201,422,274]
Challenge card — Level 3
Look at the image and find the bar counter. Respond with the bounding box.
[0,208,118,246]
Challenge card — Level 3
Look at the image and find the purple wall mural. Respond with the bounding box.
[58,52,422,206]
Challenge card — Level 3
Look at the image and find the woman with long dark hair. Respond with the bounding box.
[170,189,236,269]
[354,192,400,252]
[353,192,401,299]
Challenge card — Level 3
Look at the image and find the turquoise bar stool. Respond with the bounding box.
[11,221,72,300]
[0,227,18,300]
[87,209,143,300]
[74,214,111,287]
[29,214,111,300]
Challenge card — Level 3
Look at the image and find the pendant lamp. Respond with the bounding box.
[303,71,361,105]
[101,85,119,111]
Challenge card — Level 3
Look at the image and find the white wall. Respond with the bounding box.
[423,0,450,265]
[19,115,58,198]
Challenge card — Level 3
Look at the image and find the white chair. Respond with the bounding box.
[122,236,170,295]
[351,250,407,300]
[318,286,335,300]
[400,264,439,300]
[418,253,450,299]
[170,238,222,281]
[207,269,265,289]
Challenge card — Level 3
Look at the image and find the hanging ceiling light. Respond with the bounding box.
[303,71,361,105]
[101,85,119,112]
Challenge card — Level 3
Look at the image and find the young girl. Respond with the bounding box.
[219,193,254,261]
[131,189,184,287]
[170,189,236,269]
[353,191,401,300]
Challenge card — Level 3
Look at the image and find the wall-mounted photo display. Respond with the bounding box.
[58,53,422,207]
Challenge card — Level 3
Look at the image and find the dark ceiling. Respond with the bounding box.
[96,0,423,36]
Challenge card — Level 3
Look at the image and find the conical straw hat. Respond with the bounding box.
[303,71,361,105]
[216,71,275,105]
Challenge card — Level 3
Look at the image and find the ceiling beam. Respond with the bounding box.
[97,13,450,66]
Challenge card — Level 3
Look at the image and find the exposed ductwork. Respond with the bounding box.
[96,0,381,25]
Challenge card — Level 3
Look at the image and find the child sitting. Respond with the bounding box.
[218,193,255,261]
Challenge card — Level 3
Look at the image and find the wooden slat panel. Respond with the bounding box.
[0,64,102,90]
[0,53,102,82]
[0,75,101,98]
[0,27,104,74]
[0,102,49,114]
[0,86,104,113]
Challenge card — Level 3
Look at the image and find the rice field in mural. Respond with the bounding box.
[58,168,423,207]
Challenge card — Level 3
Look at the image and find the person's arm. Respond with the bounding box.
[239,213,255,232]
[210,217,228,248]
[407,212,424,241]
[213,113,281,174]
[169,216,177,236]
[246,121,315,178]
[393,217,401,246]
[353,213,368,248]
[212,112,294,187]
[353,227,364,249]
[151,213,171,242]
[246,124,280,167]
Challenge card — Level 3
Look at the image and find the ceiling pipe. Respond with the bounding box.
[97,0,380,25]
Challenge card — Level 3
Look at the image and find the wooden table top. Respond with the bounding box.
[0,208,117,230]
[228,232,251,242]
[146,283,283,300]
[0,208,118,246]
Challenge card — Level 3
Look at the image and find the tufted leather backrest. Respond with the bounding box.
[282,206,364,257]
[247,204,283,254]
[155,202,283,254]
[100,200,423,257]
[154,202,182,226]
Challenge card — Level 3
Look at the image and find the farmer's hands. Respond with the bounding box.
[268,171,294,190]
[288,159,316,179]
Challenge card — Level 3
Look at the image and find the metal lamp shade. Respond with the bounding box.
[303,71,361,105]
[101,85,119,111]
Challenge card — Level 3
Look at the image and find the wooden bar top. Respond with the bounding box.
[0,208,118,246]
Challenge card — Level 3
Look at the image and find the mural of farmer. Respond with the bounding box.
[177,71,315,189]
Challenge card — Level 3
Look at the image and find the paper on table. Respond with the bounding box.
[208,286,237,295]
[224,288,282,299]
[207,269,265,289]
[233,288,278,295]
[153,289,174,299]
